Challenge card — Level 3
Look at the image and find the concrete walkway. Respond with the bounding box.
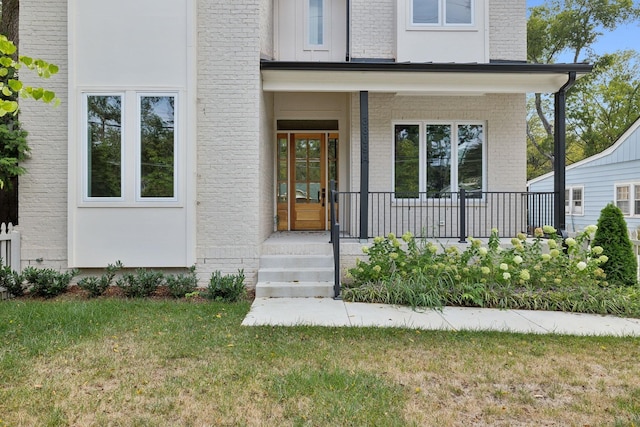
[242,297,640,336]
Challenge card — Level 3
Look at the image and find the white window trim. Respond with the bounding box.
[391,120,486,203]
[615,183,640,217]
[304,0,330,51]
[407,0,476,30]
[80,90,182,207]
[565,185,584,216]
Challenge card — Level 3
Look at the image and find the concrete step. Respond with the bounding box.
[261,242,332,256]
[257,267,334,283]
[255,281,335,298]
[259,254,333,269]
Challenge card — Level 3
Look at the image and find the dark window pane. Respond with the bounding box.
[140,96,175,198]
[426,124,451,196]
[394,125,420,198]
[457,124,483,193]
[87,95,122,198]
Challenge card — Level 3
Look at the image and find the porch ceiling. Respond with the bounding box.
[260,61,593,95]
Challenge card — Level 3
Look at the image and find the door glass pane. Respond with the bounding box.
[426,124,451,197]
[277,135,288,203]
[446,0,471,24]
[328,134,338,183]
[87,95,122,198]
[140,96,175,198]
[394,125,420,198]
[309,0,324,45]
[413,0,438,24]
[457,124,483,196]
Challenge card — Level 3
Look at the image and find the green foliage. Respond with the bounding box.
[77,260,123,298]
[165,266,198,298]
[0,261,23,297]
[206,269,246,302]
[343,226,640,316]
[592,204,638,286]
[22,267,77,298]
[0,122,28,189]
[116,269,164,298]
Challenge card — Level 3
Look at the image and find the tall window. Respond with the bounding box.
[412,0,472,25]
[565,186,583,216]
[308,0,324,46]
[615,183,640,216]
[394,122,484,199]
[84,92,177,202]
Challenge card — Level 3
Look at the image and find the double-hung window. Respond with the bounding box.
[564,186,583,216]
[411,0,473,26]
[394,122,484,200]
[615,183,640,216]
[85,92,178,202]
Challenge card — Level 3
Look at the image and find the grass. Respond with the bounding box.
[1,299,640,426]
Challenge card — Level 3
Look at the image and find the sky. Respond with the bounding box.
[526,0,640,61]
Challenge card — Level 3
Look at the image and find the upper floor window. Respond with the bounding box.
[394,121,484,199]
[85,92,178,202]
[412,0,473,26]
[307,0,325,48]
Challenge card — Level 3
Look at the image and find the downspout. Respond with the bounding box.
[346,0,350,61]
[553,71,577,234]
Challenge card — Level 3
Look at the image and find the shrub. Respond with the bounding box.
[165,266,198,298]
[77,260,123,298]
[592,203,638,287]
[22,267,78,298]
[116,269,164,298]
[206,269,246,302]
[0,262,23,297]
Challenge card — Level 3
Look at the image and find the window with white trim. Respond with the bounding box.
[615,183,640,216]
[84,92,177,202]
[411,0,473,26]
[564,186,583,216]
[394,122,484,199]
[306,0,326,49]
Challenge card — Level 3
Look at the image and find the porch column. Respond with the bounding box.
[359,91,369,241]
[553,72,576,232]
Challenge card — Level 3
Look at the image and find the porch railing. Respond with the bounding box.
[332,190,555,241]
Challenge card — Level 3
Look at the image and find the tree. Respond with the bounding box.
[592,203,638,287]
[526,0,640,179]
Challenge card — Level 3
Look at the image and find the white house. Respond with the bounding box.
[15,0,591,294]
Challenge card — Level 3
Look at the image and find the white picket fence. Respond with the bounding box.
[0,222,21,271]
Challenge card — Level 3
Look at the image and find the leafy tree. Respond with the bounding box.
[526,0,640,179]
[592,203,638,287]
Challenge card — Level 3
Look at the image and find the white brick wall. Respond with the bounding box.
[490,0,527,61]
[18,0,69,270]
[350,0,396,59]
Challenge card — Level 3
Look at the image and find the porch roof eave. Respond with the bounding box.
[260,60,593,95]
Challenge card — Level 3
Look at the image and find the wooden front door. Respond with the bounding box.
[291,133,325,230]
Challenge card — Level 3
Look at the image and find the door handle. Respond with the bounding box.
[321,188,326,207]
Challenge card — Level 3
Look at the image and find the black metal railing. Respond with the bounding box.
[333,190,555,240]
[329,180,341,299]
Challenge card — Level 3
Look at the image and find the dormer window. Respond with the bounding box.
[412,0,473,26]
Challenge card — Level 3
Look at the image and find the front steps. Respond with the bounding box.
[256,234,335,298]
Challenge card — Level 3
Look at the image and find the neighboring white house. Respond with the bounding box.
[528,117,640,234]
[16,0,591,286]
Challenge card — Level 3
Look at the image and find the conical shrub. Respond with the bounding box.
[592,203,638,286]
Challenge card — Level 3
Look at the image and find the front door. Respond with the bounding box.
[276,132,338,231]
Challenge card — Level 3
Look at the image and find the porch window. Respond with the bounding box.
[412,0,473,26]
[84,92,178,202]
[565,186,583,216]
[393,122,484,199]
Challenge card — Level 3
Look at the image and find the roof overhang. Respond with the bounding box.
[261,61,593,95]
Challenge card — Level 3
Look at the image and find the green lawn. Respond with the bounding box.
[1,299,640,426]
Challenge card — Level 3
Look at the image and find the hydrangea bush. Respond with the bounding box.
[344,225,640,316]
